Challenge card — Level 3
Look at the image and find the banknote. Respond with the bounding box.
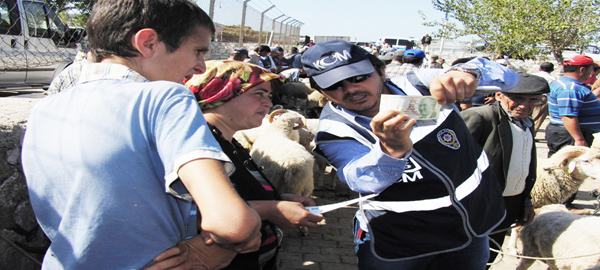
[379,94,441,120]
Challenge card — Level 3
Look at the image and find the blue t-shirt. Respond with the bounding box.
[547,76,600,132]
[22,79,230,269]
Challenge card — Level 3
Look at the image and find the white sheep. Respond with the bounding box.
[516,204,600,270]
[504,146,600,259]
[233,117,271,150]
[531,145,600,208]
[250,109,315,197]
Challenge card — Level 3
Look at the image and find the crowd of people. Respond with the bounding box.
[20,0,600,269]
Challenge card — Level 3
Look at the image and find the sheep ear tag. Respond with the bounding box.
[567,160,577,174]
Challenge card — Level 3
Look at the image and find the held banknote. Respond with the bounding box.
[379,94,441,120]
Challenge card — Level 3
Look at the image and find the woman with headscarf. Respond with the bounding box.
[185,60,323,270]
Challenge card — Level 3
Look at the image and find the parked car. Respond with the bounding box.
[382,37,417,50]
[0,0,84,90]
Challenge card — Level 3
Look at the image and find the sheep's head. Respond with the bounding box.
[551,146,600,180]
[268,109,306,130]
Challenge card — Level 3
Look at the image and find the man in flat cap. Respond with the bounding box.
[462,73,550,266]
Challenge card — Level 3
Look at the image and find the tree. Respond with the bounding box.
[426,0,600,62]
[49,0,96,28]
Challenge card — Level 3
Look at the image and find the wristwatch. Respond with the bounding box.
[445,63,482,81]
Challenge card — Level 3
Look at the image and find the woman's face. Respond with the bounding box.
[216,80,273,131]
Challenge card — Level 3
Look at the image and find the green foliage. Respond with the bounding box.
[49,0,95,28]
[427,0,600,62]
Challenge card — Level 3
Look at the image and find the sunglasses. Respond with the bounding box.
[504,94,545,106]
[321,73,373,91]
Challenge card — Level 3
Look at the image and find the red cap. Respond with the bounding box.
[563,55,595,66]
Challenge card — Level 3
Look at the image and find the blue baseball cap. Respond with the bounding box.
[404,49,427,59]
[300,40,374,89]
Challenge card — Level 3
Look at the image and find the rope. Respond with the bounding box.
[0,233,42,266]
[487,227,600,263]
[489,245,600,261]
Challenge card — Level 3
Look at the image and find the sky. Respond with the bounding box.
[246,0,450,42]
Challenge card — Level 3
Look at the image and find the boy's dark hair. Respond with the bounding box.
[88,0,215,62]
[540,62,554,72]
[563,64,592,73]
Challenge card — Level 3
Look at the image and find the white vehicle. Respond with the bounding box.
[562,45,600,63]
[382,37,418,50]
[0,0,83,89]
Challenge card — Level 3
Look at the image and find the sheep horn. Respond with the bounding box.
[268,109,287,123]
[293,115,306,130]
[551,146,589,168]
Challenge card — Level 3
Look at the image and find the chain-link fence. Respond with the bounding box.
[196,0,303,48]
[0,0,302,72]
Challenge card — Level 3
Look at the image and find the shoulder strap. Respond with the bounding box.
[405,71,431,96]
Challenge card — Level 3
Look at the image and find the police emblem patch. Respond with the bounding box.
[437,128,460,149]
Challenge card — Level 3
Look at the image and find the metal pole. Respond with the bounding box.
[289,21,298,47]
[284,19,296,49]
[208,0,215,19]
[270,14,285,46]
[258,5,275,45]
[292,21,302,47]
[239,0,251,46]
[296,23,304,46]
[439,10,448,54]
[278,16,291,47]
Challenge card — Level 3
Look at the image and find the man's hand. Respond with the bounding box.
[201,229,262,254]
[429,70,479,105]
[281,193,317,207]
[268,201,323,229]
[370,110,415,158]
[145,235,237,270]
[517,206,535,226]
[561,116,588,147]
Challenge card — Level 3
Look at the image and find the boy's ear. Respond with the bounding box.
[131,28,159,58]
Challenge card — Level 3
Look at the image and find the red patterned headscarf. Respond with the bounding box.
[185,60,284,108]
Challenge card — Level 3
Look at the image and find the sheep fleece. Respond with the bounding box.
[517,211,600,270]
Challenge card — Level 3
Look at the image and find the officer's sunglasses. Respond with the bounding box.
[321,73,373,91]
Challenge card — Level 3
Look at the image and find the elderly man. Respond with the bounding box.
[301,40,517,270]
[462,74,549,266]
[21,0,261,268]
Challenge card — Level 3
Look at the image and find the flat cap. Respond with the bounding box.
[505,73,550,95]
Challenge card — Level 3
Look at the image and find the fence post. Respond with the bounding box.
[239,0,251,46]
[293,21,303,47]
[208,0,215,19]
[270,14,285,46]
[283,19,294,49]
[278,16,291,46]
[258,5,274,45]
